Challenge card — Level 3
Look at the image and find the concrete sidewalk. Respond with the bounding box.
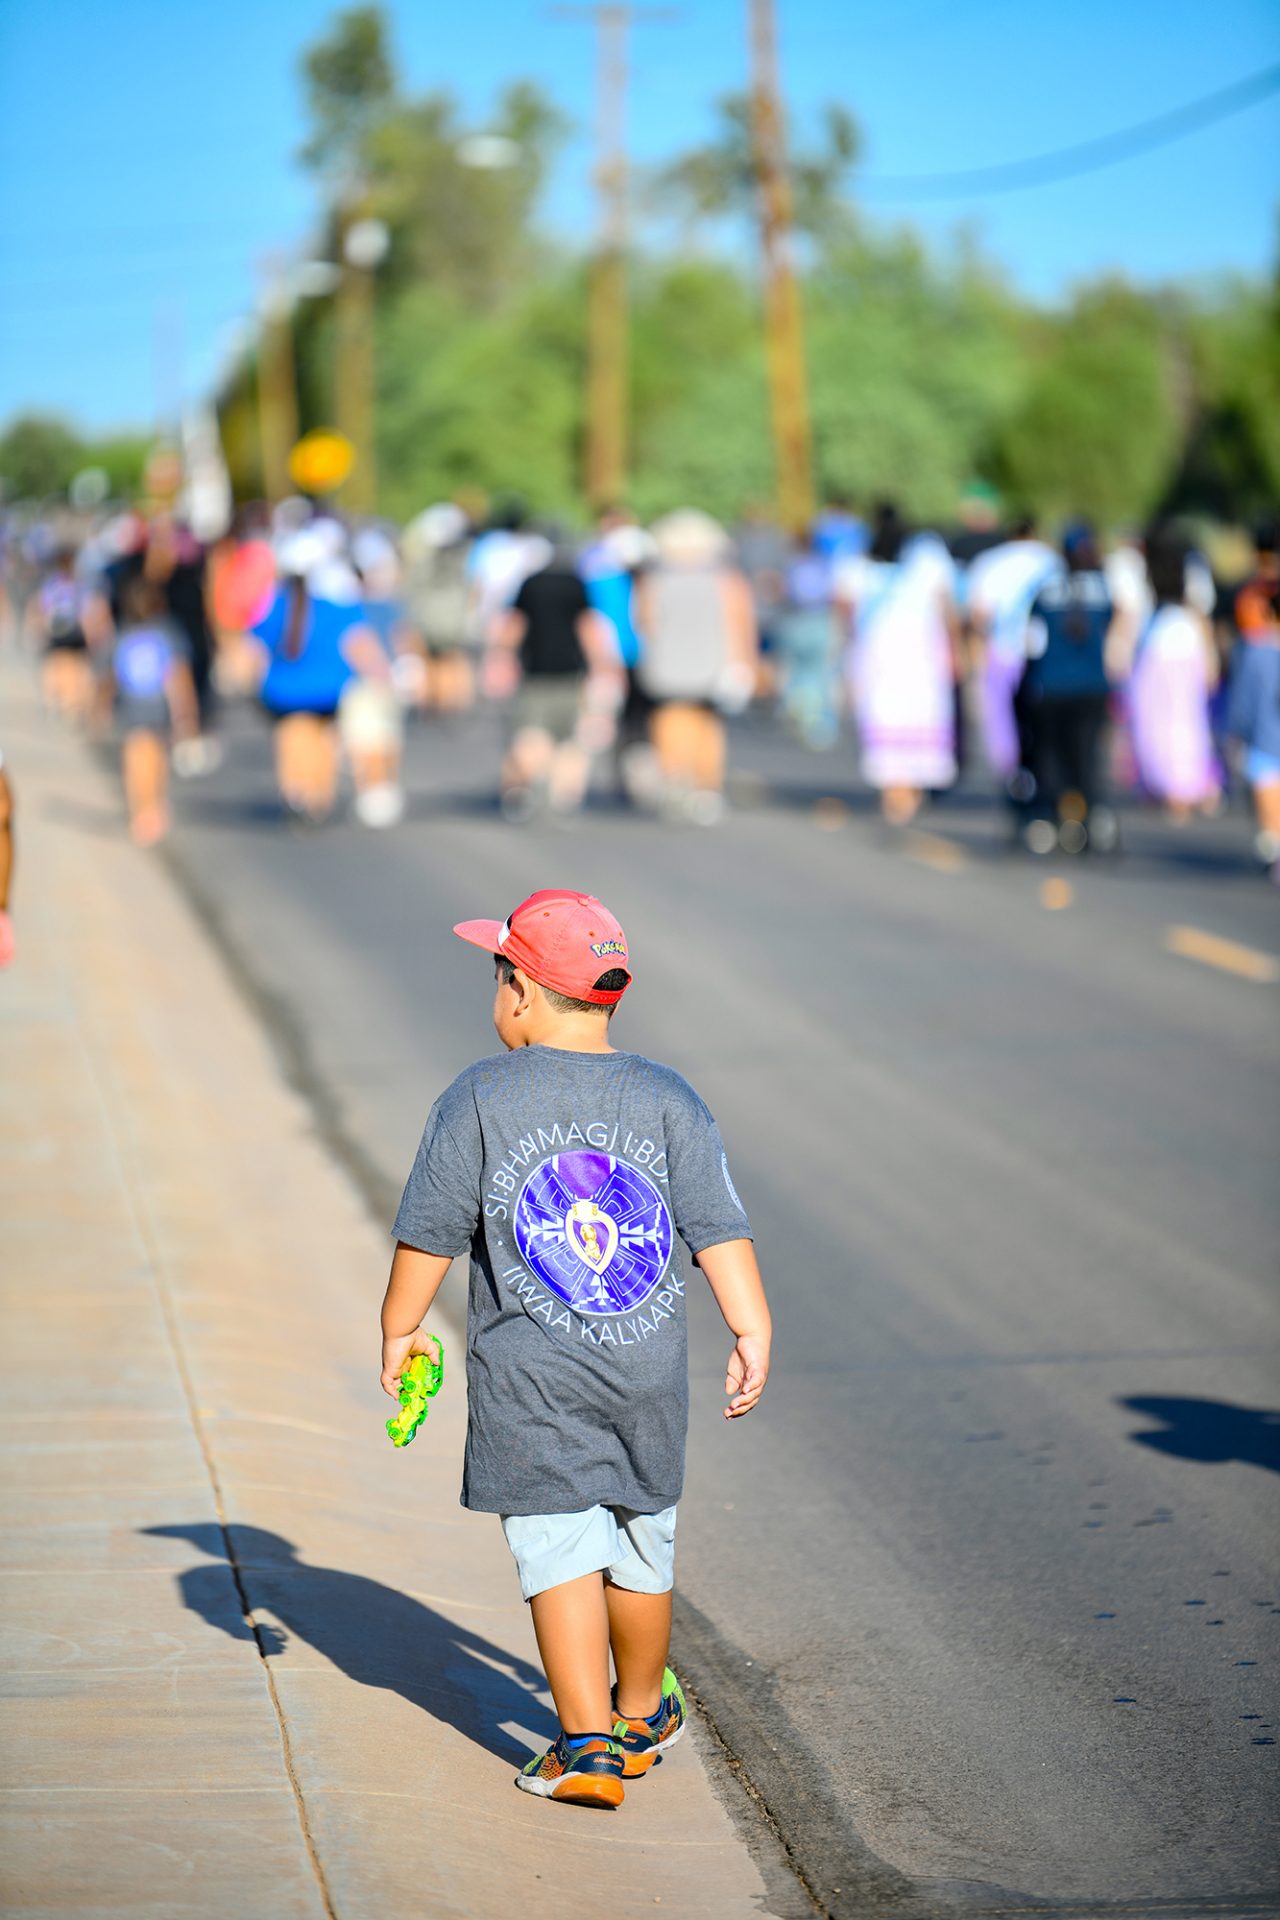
[0,656,798,1919]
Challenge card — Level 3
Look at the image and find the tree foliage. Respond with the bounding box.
[655,93,859,241]
[0,415,148,502]
[299,4,395,179]
[202,3,1280,535]
[992,282,1184,527]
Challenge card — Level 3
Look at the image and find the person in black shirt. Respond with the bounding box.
[494,546,614,820]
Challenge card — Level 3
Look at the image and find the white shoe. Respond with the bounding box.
[686,789,727,827]
[354,784,405,829]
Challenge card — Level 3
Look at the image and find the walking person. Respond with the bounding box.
[140,513,221,774]
[251,530,385,824]
[109,576,199,846]
[835,504,959,824]
[1224,518,1280,879]
[472,501,552,701]
[775,531,839,751]
[1020,524,1120,855]
[964,515,1058,791]
[402,503,476,713]
[380,888,770,1806]
[581,516,658,806]
[1128,528,1221,820]
[633,511,757,825]
[493,538,613,821]
[29,546,95,725]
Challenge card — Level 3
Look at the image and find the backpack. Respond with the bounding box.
[406,542,472,648]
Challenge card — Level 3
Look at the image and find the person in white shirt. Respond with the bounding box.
[835,505,959,824]
[964,516,1058,788]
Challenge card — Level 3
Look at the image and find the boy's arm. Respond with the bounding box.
[696,1238,772,1419]
[380,1242,452,1397]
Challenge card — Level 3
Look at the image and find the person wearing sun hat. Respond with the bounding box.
[378,887,772,1809]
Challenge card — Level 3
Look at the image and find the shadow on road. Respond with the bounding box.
[1120,1395,1280,1474]
[143,1522,557,1763]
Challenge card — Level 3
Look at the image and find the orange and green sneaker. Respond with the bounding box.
[515,1731,626,1808]
[612,1667,687,1777]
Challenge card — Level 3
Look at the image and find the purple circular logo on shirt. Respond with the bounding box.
[514,1151,674,1316]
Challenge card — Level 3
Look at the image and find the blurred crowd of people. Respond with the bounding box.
[3,481,1279,880]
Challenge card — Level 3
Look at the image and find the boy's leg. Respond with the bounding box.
[606,1582,671,1720]
[528,1571,613,1735]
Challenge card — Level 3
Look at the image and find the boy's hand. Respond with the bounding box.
[380,1328,442,1399]
[724,1335,769,1418]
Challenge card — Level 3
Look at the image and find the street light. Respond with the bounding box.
[342,217,390,272]
[456,133,521,170]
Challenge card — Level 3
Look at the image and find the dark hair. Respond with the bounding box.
[1145,526,1189,609]
[282,574,309,660]
[495,953,627,1017]
[491,497,528,534]
[1061,521,1101,573]
[1008,513,1038,541]
[869,501,905,564]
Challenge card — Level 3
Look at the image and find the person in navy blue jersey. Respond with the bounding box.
[1021,523,1122,855]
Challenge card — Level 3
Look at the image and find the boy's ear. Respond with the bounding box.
[511,966,536,1012]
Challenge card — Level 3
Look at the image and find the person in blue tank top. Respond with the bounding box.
[252,530,383,822]
[1021,523,1121,855]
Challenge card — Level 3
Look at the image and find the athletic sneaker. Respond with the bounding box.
[515,1731,625,1808]
[612,1667,687,1776]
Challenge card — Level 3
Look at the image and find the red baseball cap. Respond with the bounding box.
[454,889,632,1006]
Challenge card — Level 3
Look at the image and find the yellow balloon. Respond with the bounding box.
[288,430,356,495]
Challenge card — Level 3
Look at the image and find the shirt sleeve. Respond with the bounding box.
[392,1077,483,1256]
[665,1086,752,1256]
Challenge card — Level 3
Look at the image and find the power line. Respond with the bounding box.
[859,61,1280,200]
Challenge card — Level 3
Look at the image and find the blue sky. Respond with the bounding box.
[1,0,1276,434]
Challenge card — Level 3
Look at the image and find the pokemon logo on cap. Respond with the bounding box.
[454,889,632,1005]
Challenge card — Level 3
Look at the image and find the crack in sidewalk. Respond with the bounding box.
[73,949,340,1920]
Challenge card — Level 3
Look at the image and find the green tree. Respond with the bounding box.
[807,232,1028,519]
[1165,274,1280,520]
[655,95,859,241]
[0,415,84,500]
[299,4,395,178]
[993,282,1182,528]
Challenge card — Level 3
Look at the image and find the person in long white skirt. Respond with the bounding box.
[835,504,959,824]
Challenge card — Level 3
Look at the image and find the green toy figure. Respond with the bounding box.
[386,1343,444,1448]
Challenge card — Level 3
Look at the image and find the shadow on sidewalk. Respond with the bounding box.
[1120,1396,1280,1475]
[144,1523,557,1763]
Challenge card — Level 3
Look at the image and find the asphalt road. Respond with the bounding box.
[143,700,1278,1918]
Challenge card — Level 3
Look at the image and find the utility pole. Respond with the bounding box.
[335,207,389,515]
[256,260,299,505]
[748,0,814,533]
[551,4,676,511]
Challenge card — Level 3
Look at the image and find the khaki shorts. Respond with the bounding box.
[512,674,583,745]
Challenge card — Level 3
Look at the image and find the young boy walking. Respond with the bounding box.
[381,888,771,1808]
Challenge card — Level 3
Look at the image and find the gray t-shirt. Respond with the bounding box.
[393,1045,751,1516]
